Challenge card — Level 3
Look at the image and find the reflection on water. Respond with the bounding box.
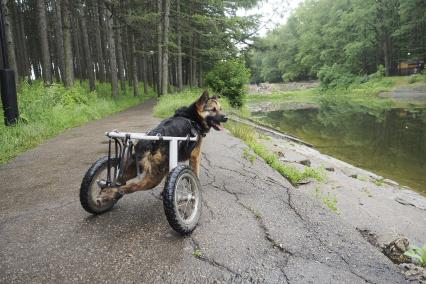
[253,102,426,195]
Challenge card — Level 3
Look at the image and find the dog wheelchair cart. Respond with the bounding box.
[79,130,202,235]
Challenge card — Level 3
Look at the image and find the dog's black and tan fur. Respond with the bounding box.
[98,91,227,204]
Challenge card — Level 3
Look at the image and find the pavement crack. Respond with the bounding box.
[201,153,212,169]
[189,237,241,278]
[221,182,295,257]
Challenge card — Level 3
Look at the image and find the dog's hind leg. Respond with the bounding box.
[119,172,166,194]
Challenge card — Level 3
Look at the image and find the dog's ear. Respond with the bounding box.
[196,91,209,110]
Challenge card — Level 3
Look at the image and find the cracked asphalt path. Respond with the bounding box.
[0,100,406,283]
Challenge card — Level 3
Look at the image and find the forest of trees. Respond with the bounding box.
[0,0,259,96]
[249,0,426,83]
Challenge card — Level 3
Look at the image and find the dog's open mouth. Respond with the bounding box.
[211,122,223,131]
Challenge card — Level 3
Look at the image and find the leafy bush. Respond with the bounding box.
[368,65,385,80]
[205,59,250,108]
[317,64,356,89]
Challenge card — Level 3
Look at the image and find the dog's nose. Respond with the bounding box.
[223,116,228,122]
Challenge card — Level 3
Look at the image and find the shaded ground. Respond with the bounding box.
[0,100,406,283]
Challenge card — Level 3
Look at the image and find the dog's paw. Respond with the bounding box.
[96,187,123,206]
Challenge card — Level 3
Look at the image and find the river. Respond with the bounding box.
[252,103,426,195]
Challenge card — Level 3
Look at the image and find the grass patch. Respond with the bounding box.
[153,87,250,119]
[314,187,339,213]
[243,148,256,164]
[192,249,203,258]
[404,243,426,267]
[0,80,155,164]
[226,121,325,185]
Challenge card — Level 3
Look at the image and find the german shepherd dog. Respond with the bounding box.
[97,91,228,204]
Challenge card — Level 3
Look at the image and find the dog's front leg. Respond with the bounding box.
[189,139,202,177]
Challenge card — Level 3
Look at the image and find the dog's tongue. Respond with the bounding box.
[214,123,224,131]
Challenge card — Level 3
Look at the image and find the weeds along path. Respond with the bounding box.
[0,100,405,283]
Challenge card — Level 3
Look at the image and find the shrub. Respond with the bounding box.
[205,59,250,108]
[369,65,385,80]
[317,64,356,89]
[408,74,422,84]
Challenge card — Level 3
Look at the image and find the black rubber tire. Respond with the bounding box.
[163,165,202,235]
[80,156,120,215]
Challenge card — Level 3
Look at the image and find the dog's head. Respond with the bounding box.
[196,91,228,131]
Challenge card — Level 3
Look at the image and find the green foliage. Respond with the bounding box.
[153,88,202,118]
[243,148,256,164]
[407,74,426,84]
[248,0,426,82]
[369,65,385,80]
[192,249,203,258]
[404,244,426,267]
[226,121,325,185]
[0,81,154,164]
[205,59,250,108]
[314,188,339,213]
[318,64,356,89]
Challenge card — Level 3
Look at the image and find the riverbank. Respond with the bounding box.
[227,117,426,281]
[233,117,426,241]
[247,75,426,196]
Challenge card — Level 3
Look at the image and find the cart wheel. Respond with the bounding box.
[80,156,120,215]
[163,165,202,235]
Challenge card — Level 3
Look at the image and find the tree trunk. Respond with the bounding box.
[143,53,148,95]
[114,19,126,94]
[176,0,183,91]
[36,0,52,85]
[130,33,139,97]
[161,0,170,95]
[157,0,162,96]
[62,0,74,87]
[383,35,391,76]
[98,0,110,81]
[13,2,30,80]
[106,7,118,97]
[92,1,106,82]
[72,14,84,81]
[1,0,19,85]
[79,1,95,91]
[53,0,65,82]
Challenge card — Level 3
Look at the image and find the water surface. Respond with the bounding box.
[253,104,426,195]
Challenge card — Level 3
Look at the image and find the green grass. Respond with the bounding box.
[0,80,155,164]
[245,75,426,108]
[243,148,256,164]
[153,87,250,119]
[404,243,426,267]
[314,187,339,213]
[226,121,325,185]
[192,249,203,258]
